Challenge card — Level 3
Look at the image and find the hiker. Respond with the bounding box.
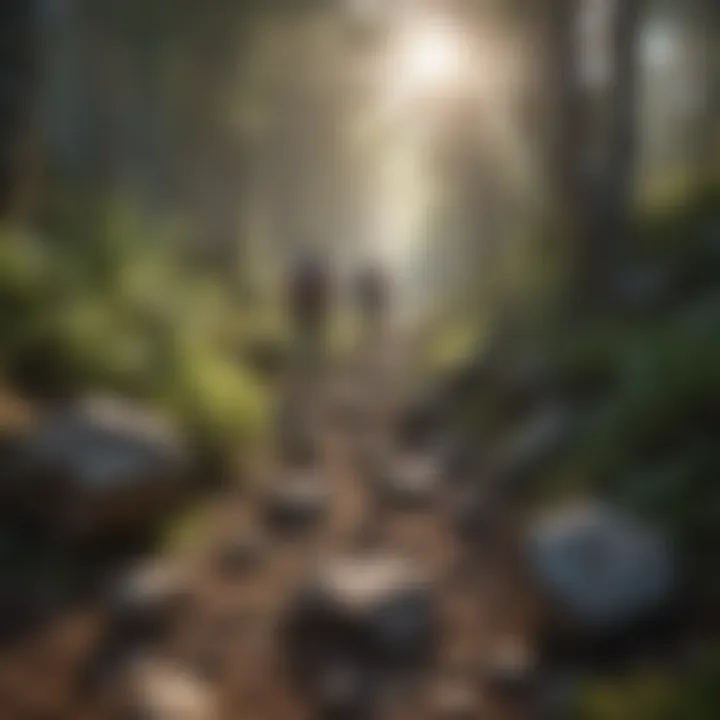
[289,250,332,373]
[355,261,389,341]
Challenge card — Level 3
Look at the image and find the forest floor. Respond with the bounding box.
[0,342,541,720]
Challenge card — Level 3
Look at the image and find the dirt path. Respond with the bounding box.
[0,350,539,720]
[171,354,539,719]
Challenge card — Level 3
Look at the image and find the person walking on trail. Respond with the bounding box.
[355,262,389,342]
[289,250,332,374]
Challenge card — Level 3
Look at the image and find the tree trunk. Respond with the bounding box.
[544,0,585,222]
[548,0,644,306]
[599,0,643,282]
[694,0,720,185]
[538,0,600,308]
[0,1,38,219]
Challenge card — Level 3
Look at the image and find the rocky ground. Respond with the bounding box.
[0,347,542,720]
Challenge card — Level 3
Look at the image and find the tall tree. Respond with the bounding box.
[600,0,643,276]
[538,0,644,305]
[692,0,720,183]
[0,1,38,218]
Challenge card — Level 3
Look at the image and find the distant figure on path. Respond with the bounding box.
[289,250,331,373]
[355,262,389,342]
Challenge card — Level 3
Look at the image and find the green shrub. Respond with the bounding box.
[576,653,720,720]
[0,201,271,470]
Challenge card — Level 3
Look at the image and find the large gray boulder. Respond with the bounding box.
[13,395,188,537]
[527,501,677,637]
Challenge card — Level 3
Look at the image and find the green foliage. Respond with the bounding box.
[571,303,720,472]
[423,314,488,380]
[163,335,269,452]
[528,178,720,540]
[449,178,720,555]
[576,653,720,720]
[0,201,270,467]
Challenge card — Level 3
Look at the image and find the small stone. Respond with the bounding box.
[106,560,192,641]
[375,453,442,510]
[265,473,328,534]
[284,552,438,678]
[123,659,217,720]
